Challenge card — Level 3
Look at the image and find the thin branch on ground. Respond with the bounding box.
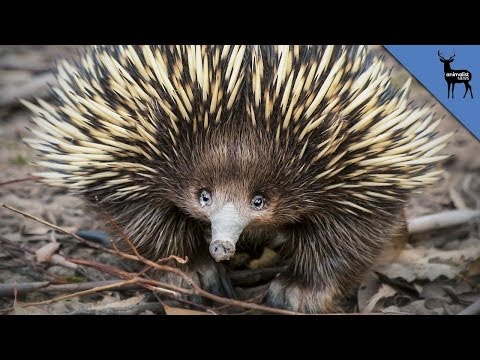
[0,236,65,282]
[3,203,302,315]
[96,198,142,258]
[0,280,143,298]
[0,281,50,297]
[24,279,140,306]
[407,209,480,234]
[67,258,300,315]
[0,176,39,187]
[0,234,35,254]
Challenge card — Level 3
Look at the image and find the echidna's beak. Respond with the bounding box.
[209,203,248,262]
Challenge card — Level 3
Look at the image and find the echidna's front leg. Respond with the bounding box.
[266,221,383,313]
[155,251,236,300]
[186,251,236,299]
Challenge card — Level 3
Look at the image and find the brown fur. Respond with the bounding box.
[25,46,448,313]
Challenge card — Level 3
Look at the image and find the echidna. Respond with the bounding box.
[24,45,450,313]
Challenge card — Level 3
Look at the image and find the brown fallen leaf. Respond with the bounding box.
[163,304,212,315]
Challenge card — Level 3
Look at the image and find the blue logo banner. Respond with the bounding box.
[385,45,480,141]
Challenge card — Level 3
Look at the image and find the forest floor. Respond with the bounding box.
[0,45,479,315]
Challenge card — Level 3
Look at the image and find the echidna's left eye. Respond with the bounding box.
[251,195,266,210]
[199,190,212,207]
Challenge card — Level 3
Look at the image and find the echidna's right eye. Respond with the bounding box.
[199,190,212,207]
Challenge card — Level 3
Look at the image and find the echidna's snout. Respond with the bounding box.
[209,203,248,262]
[209,240,236,262]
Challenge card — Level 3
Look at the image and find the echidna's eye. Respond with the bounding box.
[199,190,212,207]
[251,195,266,210]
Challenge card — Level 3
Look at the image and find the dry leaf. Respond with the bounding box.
[163,304,212,315]
[376,244,480,282]
[363,284,397,313]
[90,295,144,311]
[35,242,60,263]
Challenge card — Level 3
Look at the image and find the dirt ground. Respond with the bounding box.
[0,45,479,315]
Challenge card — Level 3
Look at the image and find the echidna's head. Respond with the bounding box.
[172,131,302,262]
[191,187,270,262]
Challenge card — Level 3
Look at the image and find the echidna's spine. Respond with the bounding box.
[24,46,449,212]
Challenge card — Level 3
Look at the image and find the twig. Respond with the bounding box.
[0,282,50,297]
[148,284,220,314]
[169,298,220,315]
[215,292,267,311]
[67,258,186,297]
[24,279,140,306]
[407,209,480,234]
[0,280,143,298]
[0,236,65,282]
[0,176,40,187]
[129,262,300,315]
[0,234,35,254]
[457,298,480,315]
[157,255,189,264]
[67,257,300,315]
[96,199,142,258]
[46,280,142,293]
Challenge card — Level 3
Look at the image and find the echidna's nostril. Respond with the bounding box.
[209,240,236,262]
